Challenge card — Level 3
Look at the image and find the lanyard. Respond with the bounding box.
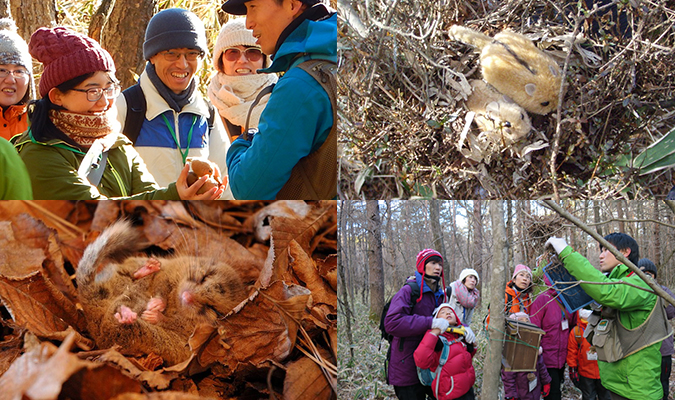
[161,114,197,165]
[29,127,86,155]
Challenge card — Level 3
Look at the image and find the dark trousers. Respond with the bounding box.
[662,355,672,400]
[544,367,564,400]
[609,392,630,400]
[394,383,434,400]
[454,386,475,400]
[578,375,611,400]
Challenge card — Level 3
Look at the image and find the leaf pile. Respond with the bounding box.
[0,200,337,400]
[338,0,675,199]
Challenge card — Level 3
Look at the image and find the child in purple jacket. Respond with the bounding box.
[502,313,552,400]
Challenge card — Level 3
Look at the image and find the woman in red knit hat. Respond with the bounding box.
[11,26,224,200]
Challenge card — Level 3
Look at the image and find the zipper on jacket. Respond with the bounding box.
[108,162,128,197]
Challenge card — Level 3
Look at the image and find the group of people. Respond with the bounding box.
[384,232,675,400]
[0,0,336,200]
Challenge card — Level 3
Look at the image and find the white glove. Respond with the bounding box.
[463,326,476,344]
[431,318,450,333]
[545,237,569,255]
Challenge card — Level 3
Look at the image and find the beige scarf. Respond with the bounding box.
[49,109,117,146]
[207,72,277,128]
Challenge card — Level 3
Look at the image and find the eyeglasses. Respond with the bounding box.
[0,68,29,80]
[161,50,204,62]
[223,48,263,63]
[71,84,121,102]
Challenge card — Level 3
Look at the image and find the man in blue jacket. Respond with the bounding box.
[221,0,336,199]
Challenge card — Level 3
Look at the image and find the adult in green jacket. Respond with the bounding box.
[15,26,223,200]
[546,233,663,400]
[0,136,31,199]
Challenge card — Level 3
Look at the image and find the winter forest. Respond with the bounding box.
[338,200,675,400]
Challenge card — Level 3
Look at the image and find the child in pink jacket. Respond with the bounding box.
[413,303,476,400]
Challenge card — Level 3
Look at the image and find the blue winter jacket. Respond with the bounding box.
[226,9,336,200]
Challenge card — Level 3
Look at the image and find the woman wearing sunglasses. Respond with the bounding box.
[208,18,277,142]
[12,26,222,200]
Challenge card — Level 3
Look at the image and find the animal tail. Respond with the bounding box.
[448,25,492,49]
[77,220,145,286]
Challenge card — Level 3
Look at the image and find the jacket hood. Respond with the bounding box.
[262,10,336,74]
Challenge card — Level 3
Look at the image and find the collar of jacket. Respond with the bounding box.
[1,104,27,122]
[261,9,336,74]
[139,69,210,122]
[13,129,130,153]
[608,263,630,279]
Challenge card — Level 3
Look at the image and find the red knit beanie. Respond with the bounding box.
[414,248,446,304]
[28,27,116,98]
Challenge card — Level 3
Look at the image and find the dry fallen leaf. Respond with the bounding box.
[283,353,333,400]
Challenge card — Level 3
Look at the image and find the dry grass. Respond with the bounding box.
[338,0,675,199]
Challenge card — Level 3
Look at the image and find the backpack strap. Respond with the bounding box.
[243,84,275,139]
[123,84,216,144]
[122,84,146,144]
[434,336,460,399]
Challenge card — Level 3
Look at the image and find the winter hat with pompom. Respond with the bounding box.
[0,18,33,102]
[29,27,115,98]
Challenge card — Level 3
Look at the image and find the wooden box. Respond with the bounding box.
[501,318,546,372]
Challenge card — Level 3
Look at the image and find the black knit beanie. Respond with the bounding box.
[143,8,208,60]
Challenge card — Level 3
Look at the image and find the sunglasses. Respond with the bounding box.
[223,47,263,63]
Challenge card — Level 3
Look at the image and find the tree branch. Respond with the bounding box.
[541,200,675,308]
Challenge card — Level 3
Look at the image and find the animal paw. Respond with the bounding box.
[133,257,161,279]
[141,297,166,324]
[114,305,138,324]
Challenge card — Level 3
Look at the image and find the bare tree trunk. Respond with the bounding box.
[594,201,603,237]
[482,200,507,399]
[616,200,626,233]
[653,200,661,267]
[88,0,115,42]
[100,0,156,90]
[367,201,385,322]
[0,0,11,19]
[472,200,483,289]
[429,200,447,278]
[337,201,354,363]
[507,200,513,268]
[449,202,457,280]
[10,0,56,43]
[516,201,527,265]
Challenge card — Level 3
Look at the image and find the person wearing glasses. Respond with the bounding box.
[11,26,222,200]
[115,8,232,197]
[221,0,336,199]
[207,18,277,143]
[0,18,34,141]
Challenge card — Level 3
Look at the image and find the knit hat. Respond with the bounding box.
[29,27,115,98]
[415,249,446,305]
[512,264,532,280]
[0,18,34,103]
[578,309,592,321]
[459,268,479,285]
[638,258,657,278]
[143,8,207,60]
[213,18,266,72]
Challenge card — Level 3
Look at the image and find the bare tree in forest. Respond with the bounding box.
[430,200,446,275]
[367,201,384,321]
[472,200,483,288]
[594,201,603,237]
[338,201,354,363]
[0,0,10,19]
[99,0,157,90]
[10,0,56,41]
[482,200,507,399]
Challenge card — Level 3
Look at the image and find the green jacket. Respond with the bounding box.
[13,131,179,200]
[560,246,662,400]
[0,137,32,199]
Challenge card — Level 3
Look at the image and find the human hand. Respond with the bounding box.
[431,318,450,333]
[463,326,476,344]
[176,164,223,200]
[545,237,568,255]
[542,383,551,397]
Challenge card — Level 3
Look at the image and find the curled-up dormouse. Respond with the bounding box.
[465,80,531,146]
[449,25,562,115]
[186,157,222,194]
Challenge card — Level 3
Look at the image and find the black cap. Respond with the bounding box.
[221,0,248,15]
[638,258,658,278]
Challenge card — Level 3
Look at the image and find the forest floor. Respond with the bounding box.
[338,300,675,400]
